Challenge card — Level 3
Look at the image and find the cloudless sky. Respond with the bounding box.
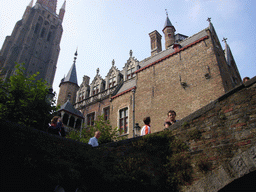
[0,0,255,99]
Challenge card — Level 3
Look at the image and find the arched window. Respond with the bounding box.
[75,119,81,129]
[69,116,75,127]
[67,93,71,101]
[63,113,69,125]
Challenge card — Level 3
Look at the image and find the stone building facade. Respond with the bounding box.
[0,0,65,87]
[59,16,241,138]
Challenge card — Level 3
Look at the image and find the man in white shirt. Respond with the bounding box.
[88,131,101,147]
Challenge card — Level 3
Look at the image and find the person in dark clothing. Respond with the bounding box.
[164,110,178,128]
[48,116,65,137]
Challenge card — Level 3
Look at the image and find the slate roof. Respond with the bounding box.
[111,26,210,99]
[115,78,136,96]
[163,16,174,30]
[58,100,84,118]
[63,63,78,85]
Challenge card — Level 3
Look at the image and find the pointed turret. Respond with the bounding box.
[22,0,34,19]
[28,0,34,7]
[57,50,80,106]
[61,50,78,85]
[222,37,242,84]
[59,0,66,21]
[162,10,176,49]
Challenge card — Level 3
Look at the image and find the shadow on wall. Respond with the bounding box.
[218,171,256,192]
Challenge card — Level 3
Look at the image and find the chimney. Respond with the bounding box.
[83,75,90,85]
[149,30,162,57]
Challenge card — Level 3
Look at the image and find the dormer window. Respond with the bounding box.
[127,67,135,79]
[93,85,99,95]
[109,76,116,88]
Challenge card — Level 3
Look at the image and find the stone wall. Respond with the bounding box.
[1,76,255,191]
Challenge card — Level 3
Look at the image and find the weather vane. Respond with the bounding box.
[222,37,227,43]
[207,17,211,23]
[165,9,168,17]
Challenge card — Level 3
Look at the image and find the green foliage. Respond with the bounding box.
[103,131,193,191]
[182,121,189,128]
[67,115,123,145]
[187,129,202,140]
[0,63,56,130]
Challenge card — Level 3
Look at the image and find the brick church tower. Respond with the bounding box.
[0,0,66,87]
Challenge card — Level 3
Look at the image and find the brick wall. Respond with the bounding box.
[135,30,227,133]
[57,82,79,106]
[1,77,255,191]
[110,90,134,138]
[81,97,111,127]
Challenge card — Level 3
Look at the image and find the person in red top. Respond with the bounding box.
[140,116,151,136]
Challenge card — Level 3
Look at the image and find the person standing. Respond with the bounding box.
[140,117,151,136]
[88,131,101,147]
[164,110,178,128]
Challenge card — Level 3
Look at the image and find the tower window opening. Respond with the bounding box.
[40,27,46,38]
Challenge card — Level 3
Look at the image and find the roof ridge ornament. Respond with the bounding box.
[112,59,115,66]
[130,50,133,57]
[165,9,168,17]
[207,17,212,23]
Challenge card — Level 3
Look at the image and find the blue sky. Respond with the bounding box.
[0,0,255,98]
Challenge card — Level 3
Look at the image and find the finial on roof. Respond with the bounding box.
[73,49,78,64]
[222,37,228,43]
[130,50,133,57]
[61,0,66,10]
[165,9,168,17]
[207,17,212,23]
[112,59,115,66]
[97,68,99,74]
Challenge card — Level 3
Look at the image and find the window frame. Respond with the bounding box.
[119,107,128,134]
[103,106,110,121]
[87,112,95,126]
